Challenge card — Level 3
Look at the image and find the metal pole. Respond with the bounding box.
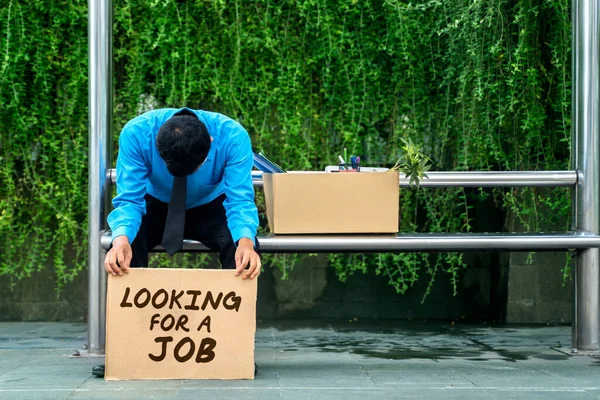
[573,0,600,353]
[101,232,600,253]
[88,0,112,355]
[111,169,579,188]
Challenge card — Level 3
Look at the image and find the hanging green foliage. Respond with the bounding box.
[0,0,571,294]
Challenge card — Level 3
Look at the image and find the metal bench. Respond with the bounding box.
[100,170,599,253]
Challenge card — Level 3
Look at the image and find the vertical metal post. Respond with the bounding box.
[573,0,600,353]
[88,0,112,355]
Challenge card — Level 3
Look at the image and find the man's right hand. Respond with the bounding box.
[104,235,132,276]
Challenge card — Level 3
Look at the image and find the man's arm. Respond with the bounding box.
[221,123,261,279]
[105,129,148,275]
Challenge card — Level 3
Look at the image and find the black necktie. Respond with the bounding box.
[162,176,187,256]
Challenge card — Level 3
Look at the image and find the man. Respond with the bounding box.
[93,107,261,378]
[104,107,261,278]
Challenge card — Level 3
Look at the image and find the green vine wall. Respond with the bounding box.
[0,0,571,294]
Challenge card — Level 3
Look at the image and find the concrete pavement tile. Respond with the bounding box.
[530,359,600,386]
[256,344,277,352]
[276,366,368,379]
[465,333,546,347]
[256,360,277,371]
[0,367,18,375]
[250,364,280,379]
[277,376,377,389]
[534,373,600,387]
[355,358,439,372]
[255,335,277,344]
[0,348,46,357]
[67,388,179,399]
[78,378,183,390]
[275,352,365,373]
[180,378,280,389]
[281,388,385,400]
[456,326,572,346]
[435,358,533,370]
[275,352,366,378]
[367,370,473,388]
[584,389,600,398]
[381,388,489,399]
[462,346,570,363]
[0,389,74,400]
[275,349,355,362]
[483,389,595,399]
[176,388,281,399]
[0,366,92,388]
[0,323,86,350]
[0,349,46,367]
[448,363,580,388]
[28,350,89,362]
[256,346,277,354]
[0,374,87,390]
[7,364,91,376]
[255,352,278,361]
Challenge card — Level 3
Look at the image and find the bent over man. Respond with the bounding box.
[104,107,261,279]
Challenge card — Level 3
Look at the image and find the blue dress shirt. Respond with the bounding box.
[107,108,259,246]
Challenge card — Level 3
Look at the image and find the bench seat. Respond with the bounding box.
[101,231,600,253]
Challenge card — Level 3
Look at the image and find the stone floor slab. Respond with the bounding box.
[176,388,282,400]
[281,388,385,400]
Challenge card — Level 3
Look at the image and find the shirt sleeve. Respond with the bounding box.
[106,127,149,243]
[222,124,259,245]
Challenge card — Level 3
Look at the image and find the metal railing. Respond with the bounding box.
[88,0,600,355]
[102,169,592,253]
[109,169,578,188]
[104,169,590,252]
[100,231,600,253]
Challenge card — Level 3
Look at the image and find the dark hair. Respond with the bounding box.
[156,111,211,177]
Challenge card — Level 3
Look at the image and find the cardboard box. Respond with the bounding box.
[105,269,257,380]
[262,172,399,234]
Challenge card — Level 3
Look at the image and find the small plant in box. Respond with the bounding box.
[389,137,432,188]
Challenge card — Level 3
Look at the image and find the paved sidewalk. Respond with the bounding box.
[0,320,598,399]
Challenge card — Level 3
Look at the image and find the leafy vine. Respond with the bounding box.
[0,0,571,295]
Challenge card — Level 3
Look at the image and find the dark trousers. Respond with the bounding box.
[131,194,239,269]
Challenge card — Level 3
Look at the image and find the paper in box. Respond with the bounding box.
[262,171,400,234]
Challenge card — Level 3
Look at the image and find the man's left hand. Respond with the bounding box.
[235,238,261,279]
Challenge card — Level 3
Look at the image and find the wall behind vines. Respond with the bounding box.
[0,0,571,293]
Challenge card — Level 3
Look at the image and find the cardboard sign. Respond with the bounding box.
[105,269,257,380]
